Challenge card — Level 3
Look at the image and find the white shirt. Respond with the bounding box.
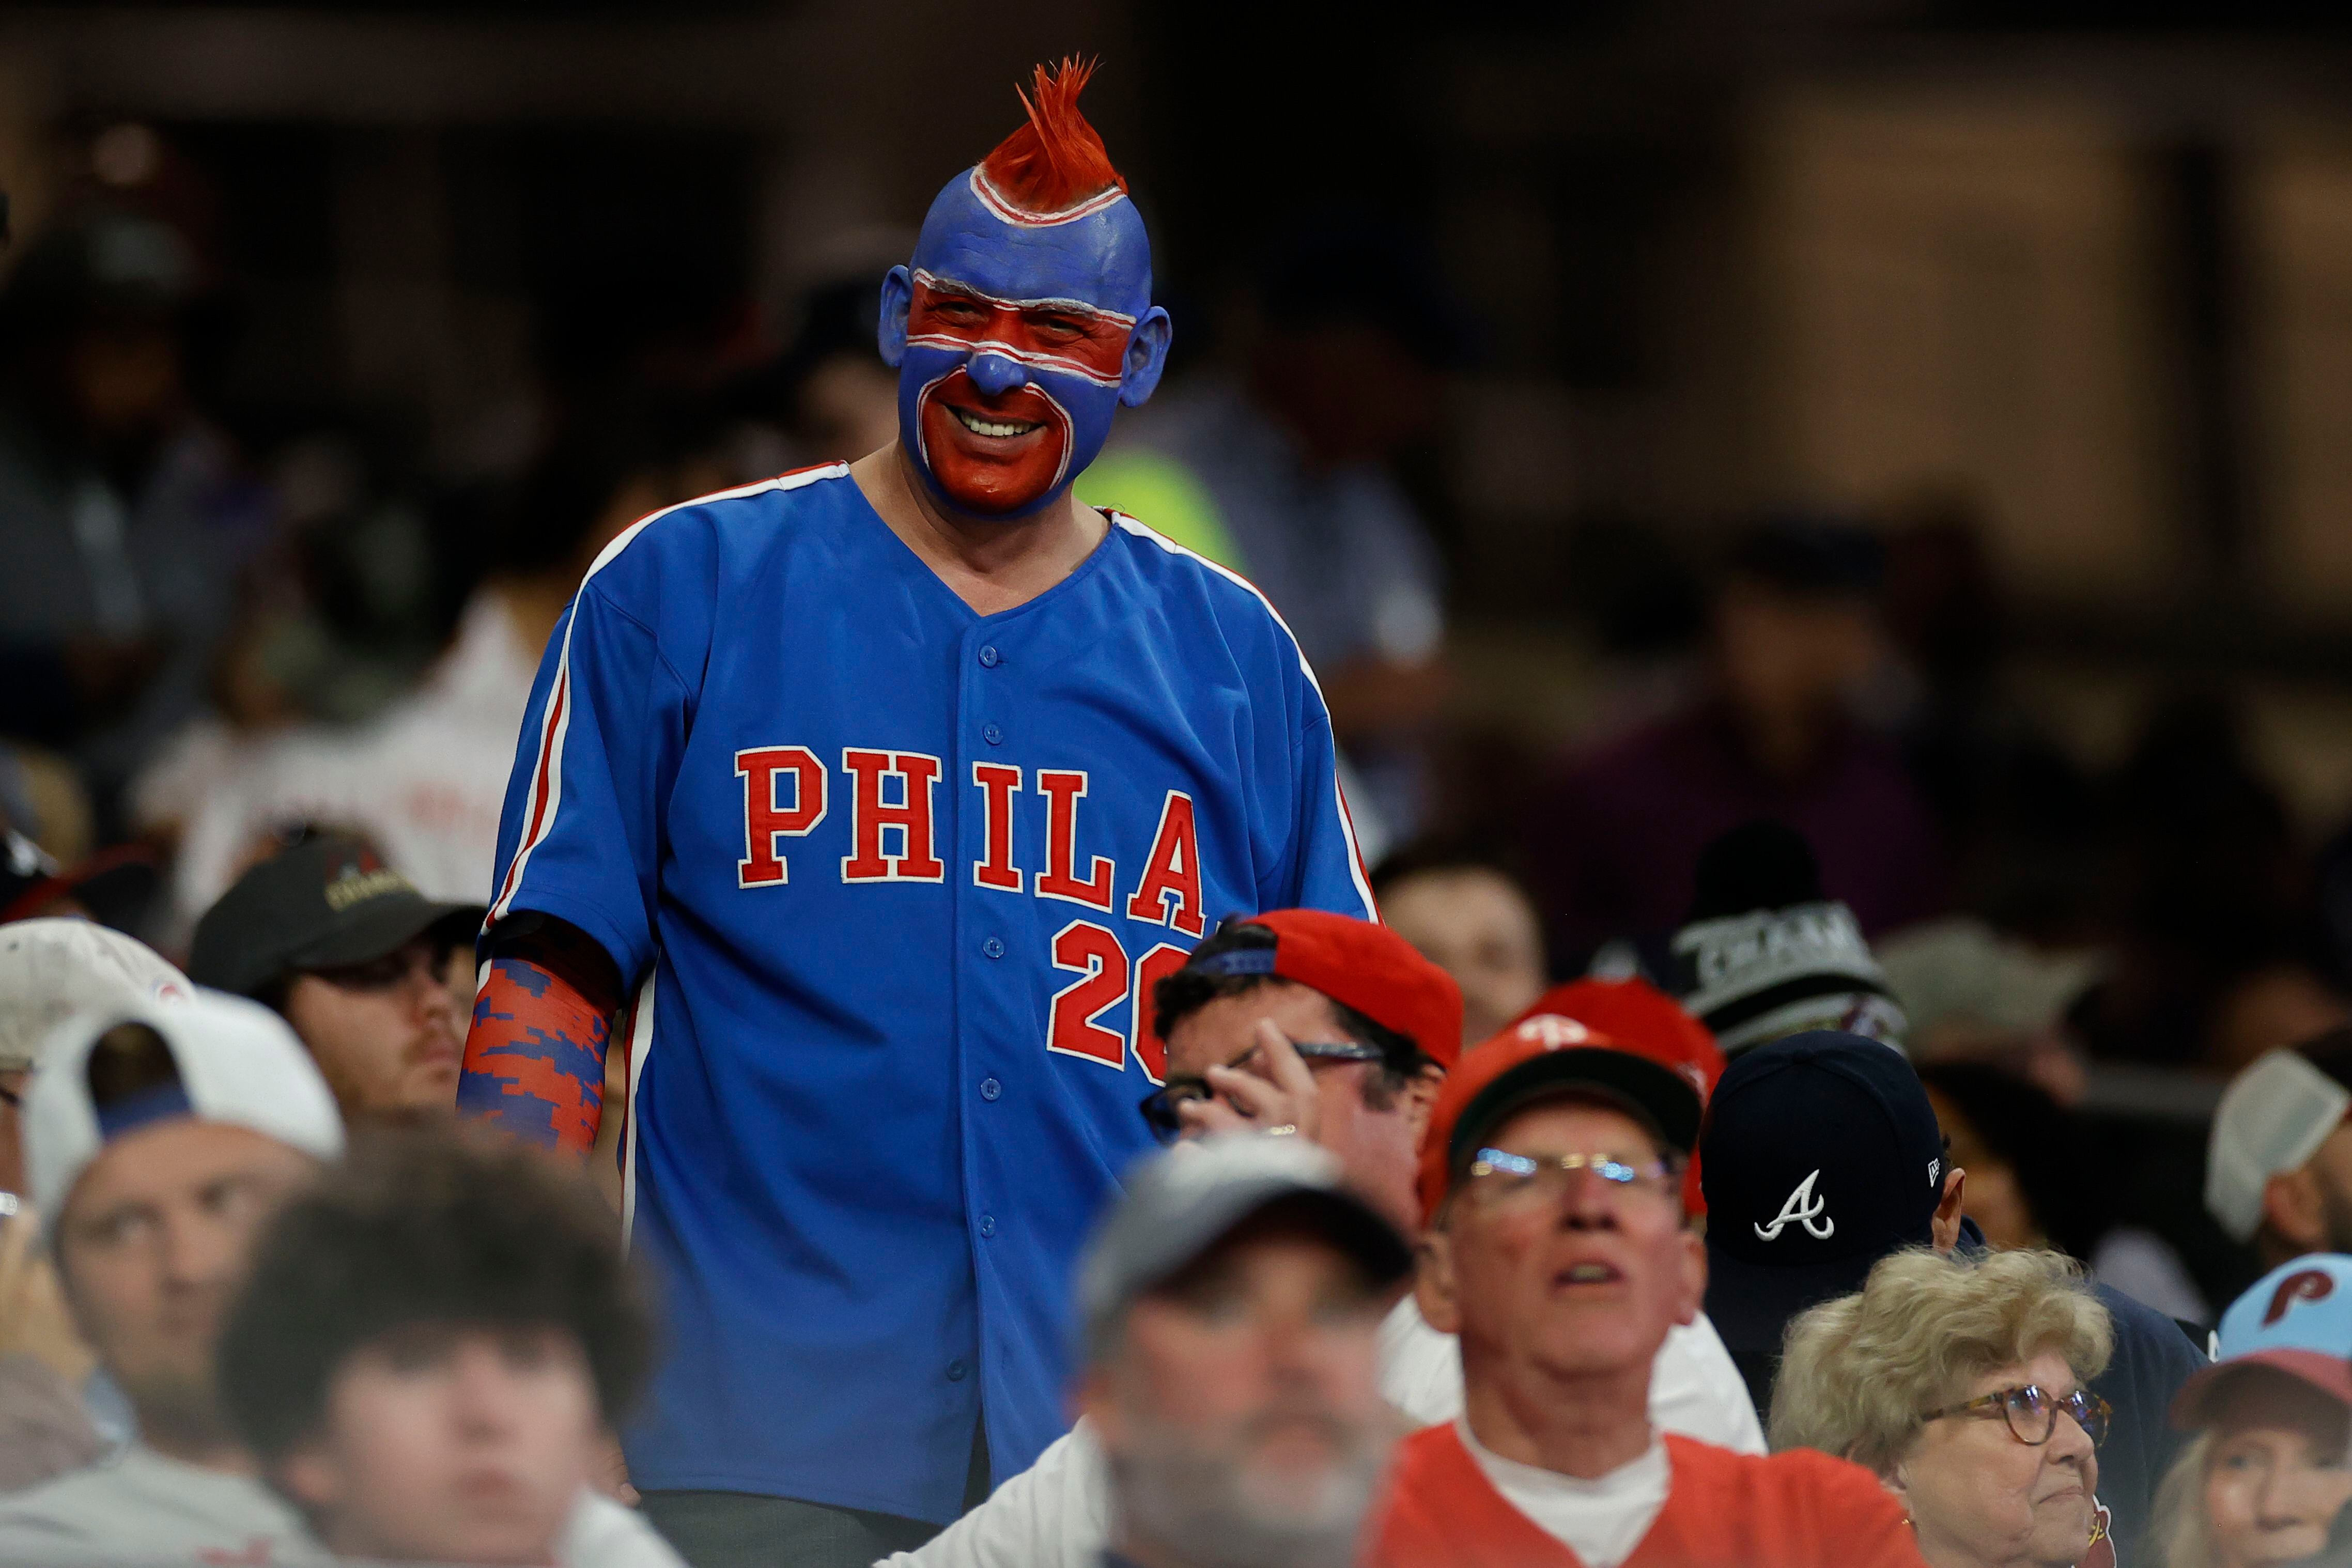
[0,1442,683,1568]
[142,591,540,937]
[884,1299,1761,1568]
[1457,1418,1671,1568]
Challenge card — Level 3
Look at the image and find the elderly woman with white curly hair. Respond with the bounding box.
[1770,1248,2117,1568]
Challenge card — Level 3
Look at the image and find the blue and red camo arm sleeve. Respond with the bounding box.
[457,917,625,1154]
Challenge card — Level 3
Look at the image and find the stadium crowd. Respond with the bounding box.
[10,77,2352,1568]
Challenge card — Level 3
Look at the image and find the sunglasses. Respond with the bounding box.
[305,940,448,996]
[1922,1384,2111,1448]
[1137,1038,1387,1140]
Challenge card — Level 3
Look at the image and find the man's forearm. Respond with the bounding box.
[457,918,624,1154]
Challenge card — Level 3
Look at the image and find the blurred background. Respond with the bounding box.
[7,0,2352,1321]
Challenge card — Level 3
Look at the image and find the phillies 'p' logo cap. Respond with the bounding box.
[2172,1254,2352,1428]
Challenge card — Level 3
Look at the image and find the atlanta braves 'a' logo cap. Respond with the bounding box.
[1697,1030,1945,1357]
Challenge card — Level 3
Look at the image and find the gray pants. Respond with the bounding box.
[640,1423,988,1568]
[637,1491,940,1568]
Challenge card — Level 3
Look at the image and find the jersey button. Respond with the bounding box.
[978,645,1001,668]
[980,1077,1002,1101]
[946,1360,968,1382]
[982,723,1003,746]
[983,937,1005,959]
[979,1214,996,1237]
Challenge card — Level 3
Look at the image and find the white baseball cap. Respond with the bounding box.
[24,989,344,1234]
[2207,1049,2352,1243]
[0,917,193,1073]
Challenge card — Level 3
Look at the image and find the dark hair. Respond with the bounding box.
[1687,820,1824,924]
[484,398,700,580]
[1367,836,1533,904]
[2298,1026,2352,1093]
[1722,515,1885,600]
[1150,918,1432,1107]
[84,1021,180,1108]
[1914,1060,2099,1259]
[216,1127,653,1464]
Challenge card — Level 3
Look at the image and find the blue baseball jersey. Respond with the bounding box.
[483,463,1374,1523]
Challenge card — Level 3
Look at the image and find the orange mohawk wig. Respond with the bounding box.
[971,57,1129,225]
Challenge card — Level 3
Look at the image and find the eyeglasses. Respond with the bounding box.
[1137,1039,1388,1140]
[1922,1385,2111,1448]
[1462,1147,1682,1207]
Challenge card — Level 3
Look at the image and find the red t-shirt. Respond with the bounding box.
[1368,1426,1930,1568]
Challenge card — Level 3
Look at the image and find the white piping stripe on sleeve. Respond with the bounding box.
[618,967,657,1255]
[1108,513,1380,920]
[490,463,850,924]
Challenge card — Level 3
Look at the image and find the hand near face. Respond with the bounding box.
[0,1207,97,1386]
[1177,1020,1325,1144]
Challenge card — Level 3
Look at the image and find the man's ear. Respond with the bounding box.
[1401,1065,1446,1148]
[2264,1169,2328,1255]
[1118,307,1174,408]
[876,266,914,370]
[1415,1229,1463,1337]
[1931,1167,1967,1253]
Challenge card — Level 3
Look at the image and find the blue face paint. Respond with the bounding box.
[877,168,1172,520]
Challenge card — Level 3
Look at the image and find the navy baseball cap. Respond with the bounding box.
[1698,1031,1946,1357]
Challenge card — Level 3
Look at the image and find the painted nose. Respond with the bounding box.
[967,351,1029,397]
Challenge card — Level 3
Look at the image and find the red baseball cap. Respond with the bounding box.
[1511,979,1724,1215]
[1417,1014,1704,1224]
[1199,909,1465,1068]
[1512,978,1724,1101]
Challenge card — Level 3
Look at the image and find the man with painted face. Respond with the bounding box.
[456,59,1375,1568]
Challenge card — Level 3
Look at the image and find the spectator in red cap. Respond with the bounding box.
[891,915,1761,1568]
[1509,977,1725,1216]
[1369,1022,1926,1568]
[1138,910,1461,1232]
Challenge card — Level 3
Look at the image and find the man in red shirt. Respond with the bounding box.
[1369,1019,1929,1568]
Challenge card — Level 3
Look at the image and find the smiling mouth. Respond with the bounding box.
[1557,1262,1623,1287]
[949,405,1043,439]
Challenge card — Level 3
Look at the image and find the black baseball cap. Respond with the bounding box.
[0,830,159,930]
[1698,1030,1946,1357]
[189,836,483,1001]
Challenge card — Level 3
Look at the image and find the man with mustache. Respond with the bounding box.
[1369,1022,1928,1568]
[1076,1132,1407,1568]
[456,58,1375,1568]
[191,833,478,1123]
[889,919,1762,1568]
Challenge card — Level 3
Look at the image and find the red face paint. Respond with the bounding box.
[904,271,1134,515]
[914,367,1075,516]
[906,270,1133,384]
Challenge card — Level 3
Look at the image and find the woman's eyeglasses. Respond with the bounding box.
[1922,1384,2111,1448]
[1136,1039,1387,1140]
